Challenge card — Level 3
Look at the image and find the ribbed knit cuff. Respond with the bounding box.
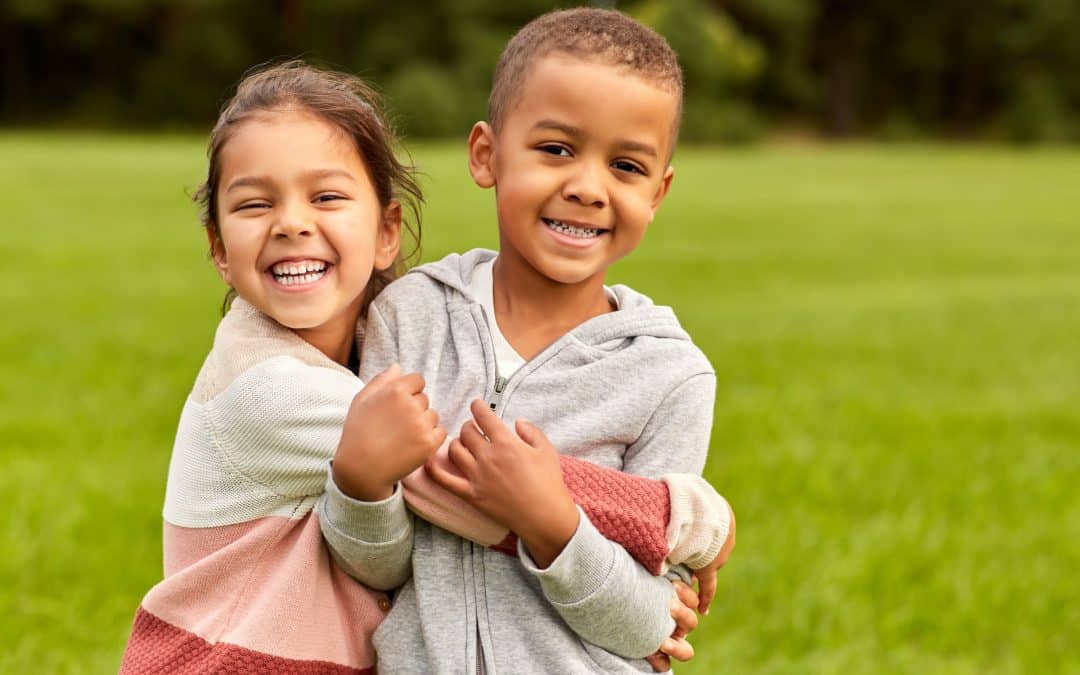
[322,460,410,543]
[518,508,615,606]
[662,473,730,570]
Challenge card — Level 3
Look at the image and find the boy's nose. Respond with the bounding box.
[562,163,606,208]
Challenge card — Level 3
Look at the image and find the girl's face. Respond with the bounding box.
[211,111,400,359]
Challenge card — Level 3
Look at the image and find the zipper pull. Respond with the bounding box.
[488,376,508,411]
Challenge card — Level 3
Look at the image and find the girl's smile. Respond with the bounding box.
[210,110,400,363]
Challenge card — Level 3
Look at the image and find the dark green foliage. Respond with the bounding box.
[1,0,1078,141]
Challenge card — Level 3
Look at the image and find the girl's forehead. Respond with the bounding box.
[218,112,364,182]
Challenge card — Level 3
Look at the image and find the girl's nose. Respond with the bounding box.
[272,205,314,238]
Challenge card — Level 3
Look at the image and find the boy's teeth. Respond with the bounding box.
[543,218,601,238]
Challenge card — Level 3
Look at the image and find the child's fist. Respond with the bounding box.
[332,364,447,501]
[427,399,579,567]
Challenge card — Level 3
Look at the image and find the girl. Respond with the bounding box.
[120,61,732,674]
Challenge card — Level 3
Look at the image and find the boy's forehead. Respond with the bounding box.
[501,53,680,154]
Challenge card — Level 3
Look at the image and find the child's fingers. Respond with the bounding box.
[659,637,694,662]
[397,371,426,395]
[370,363,401,386]
[694,568,717,615]
[669,594,698,639]
[426,447,473,499]
[514,418,553,452]
[469,399,509,442]
[429,425,448,453]
[446,438,479,478]
[644,652,672,672]
[459,418,488,452]
[673,579,700,612]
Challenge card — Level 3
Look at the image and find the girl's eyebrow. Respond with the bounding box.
[225,169,356,193]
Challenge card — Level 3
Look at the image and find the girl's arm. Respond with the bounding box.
[404,444,732,577]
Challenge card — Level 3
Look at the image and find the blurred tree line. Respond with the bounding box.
[2,0,1078,143]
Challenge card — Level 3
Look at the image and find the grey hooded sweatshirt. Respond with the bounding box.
[319,249,717,674]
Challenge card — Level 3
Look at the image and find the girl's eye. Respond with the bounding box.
[538,144,572,158]
[612,160,645,175]
[236,201,270,211]
[314,193,346,204]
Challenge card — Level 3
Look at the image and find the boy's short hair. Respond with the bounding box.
[488,7,684,140]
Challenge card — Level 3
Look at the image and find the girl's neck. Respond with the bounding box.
[491,251,614,360]
[292,310,359,367]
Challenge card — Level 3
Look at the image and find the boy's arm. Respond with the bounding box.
[430,374,717,658]
[520,372,718,657]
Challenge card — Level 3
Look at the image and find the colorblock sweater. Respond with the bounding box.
[121,298,728,673]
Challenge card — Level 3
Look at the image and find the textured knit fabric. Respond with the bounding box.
[120,298,701,673]
[323,249,719,674]
[119,299,396,673]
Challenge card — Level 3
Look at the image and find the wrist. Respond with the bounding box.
[517,499,579,569]
[332,461,394,502]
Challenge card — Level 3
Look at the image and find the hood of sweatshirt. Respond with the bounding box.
[408,248,694,348]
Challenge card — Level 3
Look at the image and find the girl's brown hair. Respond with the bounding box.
[194,60,423,315]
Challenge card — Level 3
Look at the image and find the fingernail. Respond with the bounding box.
[662,639,675,652]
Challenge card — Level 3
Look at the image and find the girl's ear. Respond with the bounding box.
[206,228,231,284]
[649,165,675,219]
[374,201,403,271]
[467,122,497,188]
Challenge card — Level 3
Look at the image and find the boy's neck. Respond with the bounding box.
[491,251,615,361]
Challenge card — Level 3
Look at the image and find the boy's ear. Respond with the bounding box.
[206,228,231,284]
[649,165,675,217]
[374,200,403,271]
[467,122,497,188]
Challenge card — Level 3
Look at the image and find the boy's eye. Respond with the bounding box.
[538,144,572,158]
[612,160,646,175]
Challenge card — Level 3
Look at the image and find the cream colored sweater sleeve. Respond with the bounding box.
[662,473,733,570]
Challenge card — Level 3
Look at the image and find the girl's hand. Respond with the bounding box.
[691,501,736,615]
[426,399,579,568]
[645,580,700,671]
[332,364,447,501]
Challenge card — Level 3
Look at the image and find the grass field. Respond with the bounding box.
[2,132,1078,674]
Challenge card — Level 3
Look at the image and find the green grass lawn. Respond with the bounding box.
[2,133,1077,674]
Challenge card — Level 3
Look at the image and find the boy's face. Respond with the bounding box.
[469,55,677,287]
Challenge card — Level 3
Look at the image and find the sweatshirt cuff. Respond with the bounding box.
[518,507,615,605]
[322,460,410,543]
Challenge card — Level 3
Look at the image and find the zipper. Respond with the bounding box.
[487,374,508,414]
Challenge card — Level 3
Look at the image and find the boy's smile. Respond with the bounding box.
[469,54,678,291]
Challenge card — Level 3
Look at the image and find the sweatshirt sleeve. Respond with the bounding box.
[519,371,718,658]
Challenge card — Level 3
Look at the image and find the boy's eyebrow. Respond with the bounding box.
[533,119,658,158]
[225,169,356,193]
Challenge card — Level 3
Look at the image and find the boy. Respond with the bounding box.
[322,7,728,673]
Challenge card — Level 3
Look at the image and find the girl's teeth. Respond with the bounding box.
[271,261,328,285]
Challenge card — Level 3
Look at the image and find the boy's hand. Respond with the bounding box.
[332,364,446,502]
[426,399,579,568]
[692,501,736,615]
[645,580,700,671]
